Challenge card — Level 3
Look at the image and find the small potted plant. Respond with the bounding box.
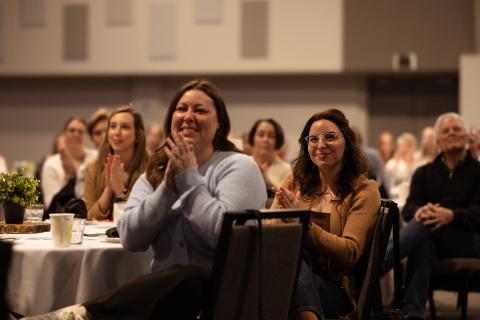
[0,169,40,224]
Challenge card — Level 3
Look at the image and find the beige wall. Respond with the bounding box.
[475,0,480,51]
[0,76,367,166]
[460,55,480,129]
[0,0,343,75]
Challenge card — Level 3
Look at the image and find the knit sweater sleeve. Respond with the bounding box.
[175,154,267,248]
[117,174,179,251]
[118,153,267,251]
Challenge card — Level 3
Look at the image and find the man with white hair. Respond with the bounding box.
[383,112,480,319]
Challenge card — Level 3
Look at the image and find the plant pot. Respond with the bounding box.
[4,201,25,224]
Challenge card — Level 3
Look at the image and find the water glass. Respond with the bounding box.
[25,204,44,222]
[71,218,86,245]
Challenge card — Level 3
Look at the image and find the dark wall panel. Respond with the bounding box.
[344,0,474,72]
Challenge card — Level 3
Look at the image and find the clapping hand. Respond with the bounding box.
[164,131,197,191]
[272,178,300,209]
[59,148,78,180]
[105,155,126,197]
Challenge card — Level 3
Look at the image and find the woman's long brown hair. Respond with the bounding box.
[146,79,239,189]
[292,108,367,203]
[92,106,149,193]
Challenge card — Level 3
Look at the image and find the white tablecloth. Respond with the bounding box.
[2,222,153,316]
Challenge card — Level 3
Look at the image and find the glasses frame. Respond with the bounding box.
[304,132,343,146]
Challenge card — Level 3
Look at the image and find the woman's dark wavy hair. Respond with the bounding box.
[292,108,367,203]
[146,79,239,188]
[248,118,285,150]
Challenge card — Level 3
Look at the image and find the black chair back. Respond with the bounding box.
[355,199,404,320]
[0,240,12,320]
[202,209,310,320]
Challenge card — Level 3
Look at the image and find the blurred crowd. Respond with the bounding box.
[1,105,480,215]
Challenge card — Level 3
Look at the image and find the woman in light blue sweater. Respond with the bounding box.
[25,79,267,320]
[117,79,267,272]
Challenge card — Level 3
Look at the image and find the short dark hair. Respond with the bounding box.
[248,118,285,150]
[292,108,367,202]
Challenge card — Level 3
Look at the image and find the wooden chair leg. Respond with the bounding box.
[428,289,437,320]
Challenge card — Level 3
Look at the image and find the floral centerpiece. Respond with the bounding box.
[0,169,40,224]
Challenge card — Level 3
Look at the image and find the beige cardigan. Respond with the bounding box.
[83,162,145,220]
[271,173,381,310]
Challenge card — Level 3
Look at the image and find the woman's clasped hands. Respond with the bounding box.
[105,154,126,197]
[164,131,197,191]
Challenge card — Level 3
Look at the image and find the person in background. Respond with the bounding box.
[383,112,480,319]
[352,127,389,199]
[41,117,97,214]
[145,123,165,154]
[248,118,290,205]
[414,126,437,166]
[87,107,110,150]
[385,133,418,202]
[378,131,395,164]
[241,132,253,155]
[272,109,380,320]
[0,154,7,173]
[469,126,480,160]
[83,106,149,220]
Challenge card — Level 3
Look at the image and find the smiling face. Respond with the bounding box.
[436,116,468,154]
[108,112,136,154]
[171,89,219,155]
[307,119,346,172]
[252,121,276,157]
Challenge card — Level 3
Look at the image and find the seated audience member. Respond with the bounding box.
[87,107,110,150]
[145,123,164,154]
[272,109,380,319]
[469,126,480,160]
[0,154,7,173]
[21,79,267,320]
[414,126,437,166]
[41,117,97,214]
[378,130,395,164]
[241,132,252,155]
[352,127,389,198]
[385,132,418,202]
[249,118,290,203]
[83,106,149,220]
[383,112,480,319]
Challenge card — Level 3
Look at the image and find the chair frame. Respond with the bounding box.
[202,209,310,320]
[428,258,480,320]
[355,199,405,320]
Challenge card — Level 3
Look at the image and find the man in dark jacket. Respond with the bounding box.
[384,112,480,319]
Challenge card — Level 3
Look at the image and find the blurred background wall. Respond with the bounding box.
[0,0,479,164]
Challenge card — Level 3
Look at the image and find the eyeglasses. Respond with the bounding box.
[304,132,343,146]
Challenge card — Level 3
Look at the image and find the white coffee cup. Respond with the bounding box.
[50,213,74,247]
